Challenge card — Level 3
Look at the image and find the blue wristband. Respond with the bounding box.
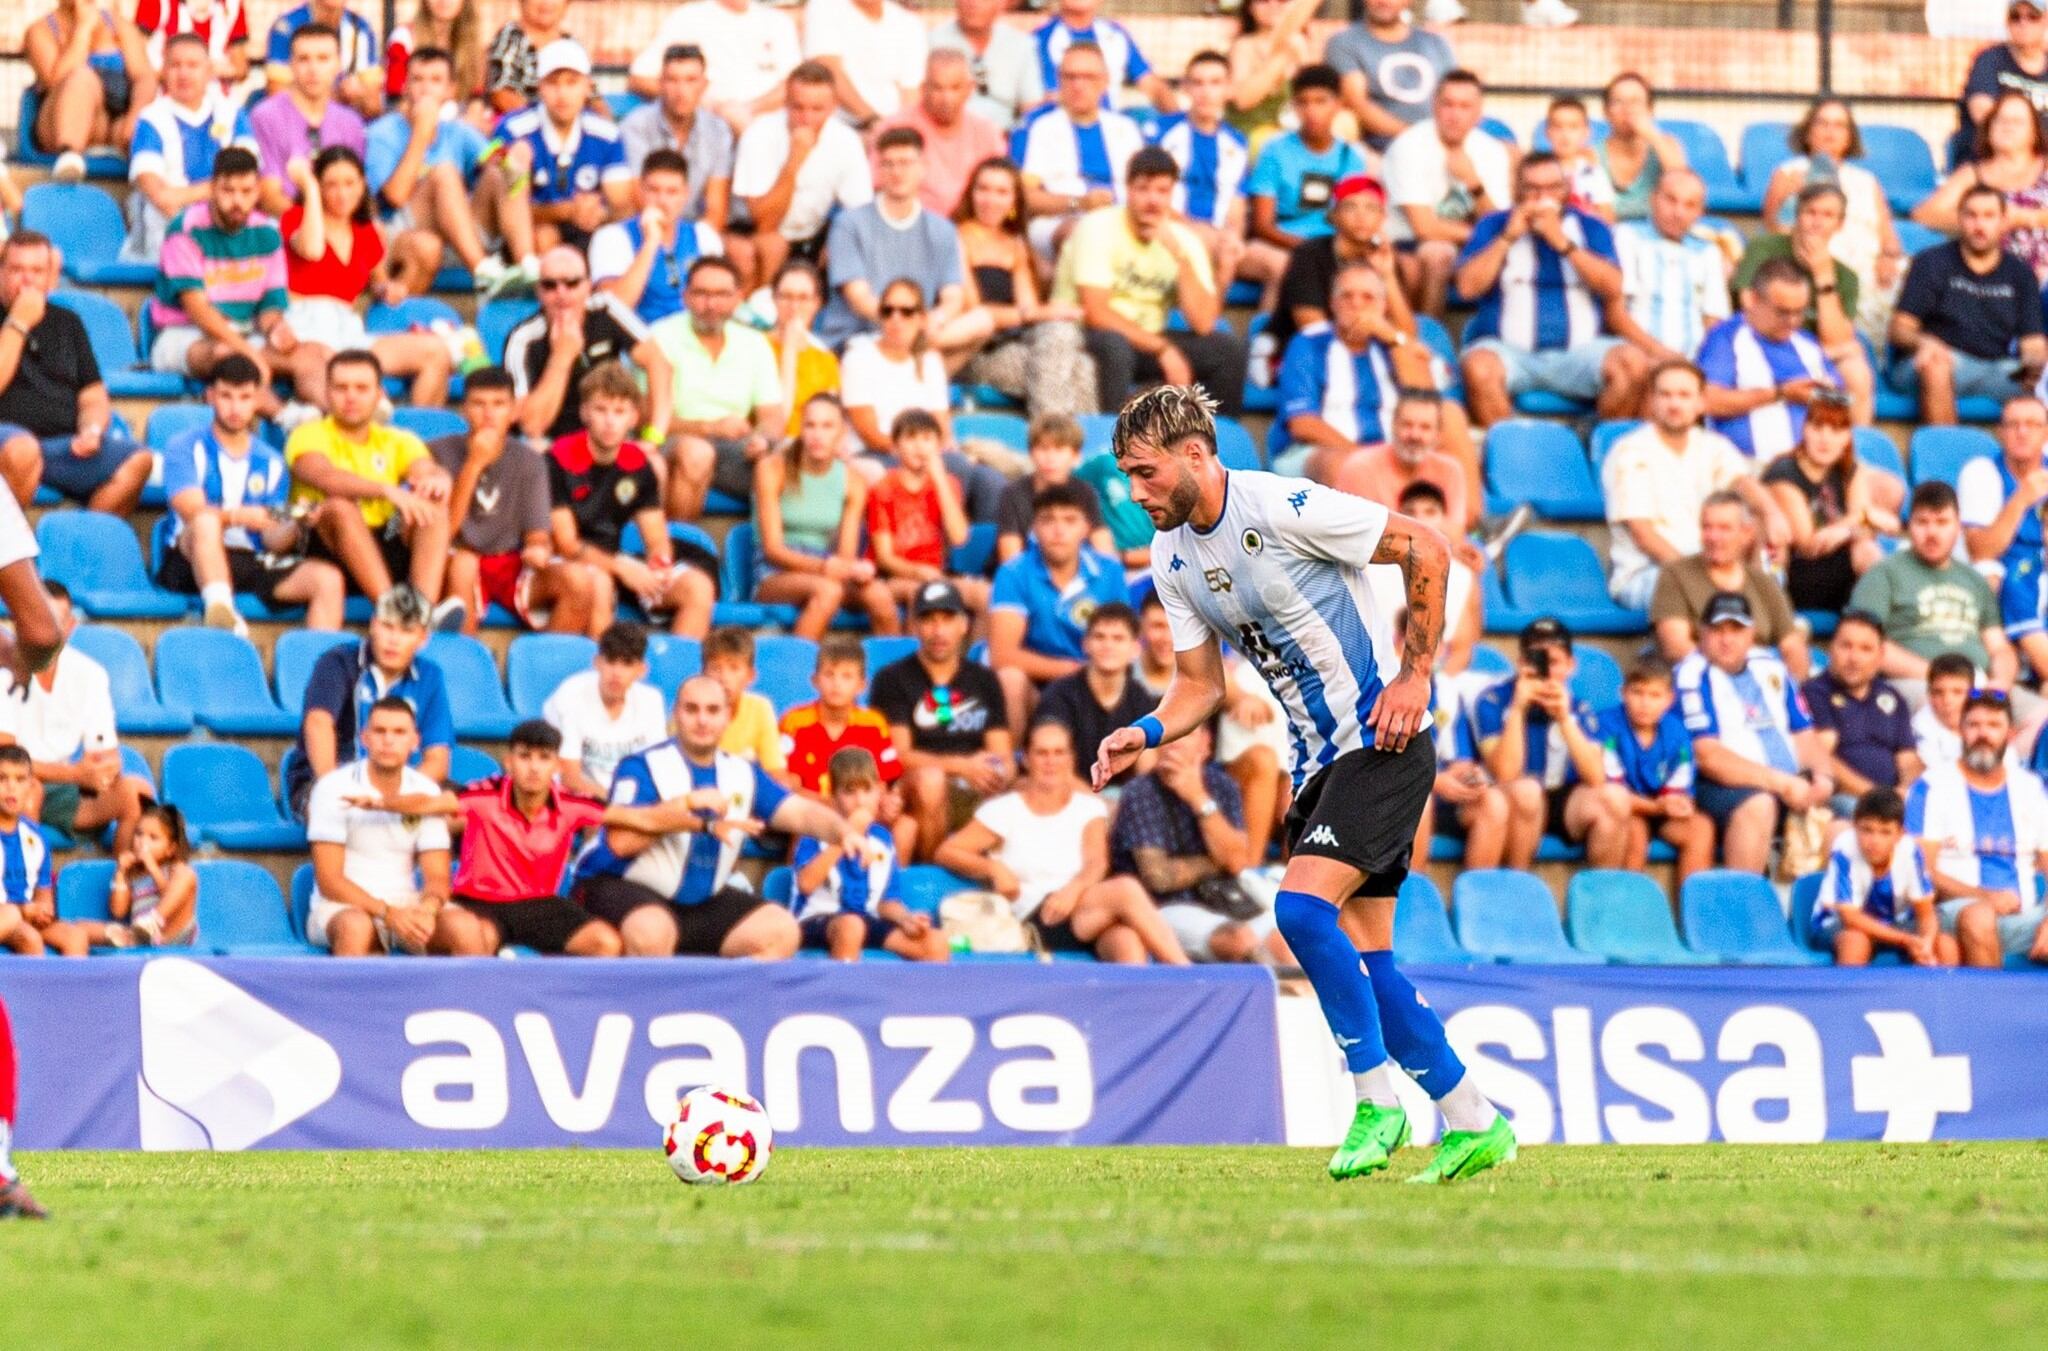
[1134,715,1165,749]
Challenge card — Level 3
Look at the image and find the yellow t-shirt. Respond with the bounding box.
[718,690,788,774]
[770,336,841,437]
[1051,206,1215,335]
[284,418,430,529]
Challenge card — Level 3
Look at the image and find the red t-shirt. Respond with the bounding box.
[451,776,607,903]
[778,703,902,793]
[865,471,958,570]
[281,204,386,302]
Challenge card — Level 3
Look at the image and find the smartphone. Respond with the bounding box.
[1529,648,1552,679]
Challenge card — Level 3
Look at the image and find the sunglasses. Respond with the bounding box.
[538,277,585,291]
[879,304,923,318]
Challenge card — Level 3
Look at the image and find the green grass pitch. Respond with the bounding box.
[9,1144,2048,1348]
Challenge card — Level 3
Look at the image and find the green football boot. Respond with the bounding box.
[1327,1101,1410,1181]
[1406,1113,1517,1185]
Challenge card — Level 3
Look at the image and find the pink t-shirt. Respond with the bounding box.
[875,103,1007,217]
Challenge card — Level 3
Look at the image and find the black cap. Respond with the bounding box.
[1517,616,1573,655]
[1702,591,1755,628]
[912,580,967,617]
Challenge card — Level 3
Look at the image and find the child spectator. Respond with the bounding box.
[0,747,54,958]
[547,362,717,639]
[995,414,1113,565]
[1811,786,1951,967]
[988,481,1131,737]
[780,636,904,795]
[1591,653,1715,881]
[1032,603,1156,787]
[790,748,948,962]
[1912,653,1983,769]
[543,622,670,798]
[1546,96,1615,220]
[867,410,987,617]
[97,805,200,950]
[703,628,788,777]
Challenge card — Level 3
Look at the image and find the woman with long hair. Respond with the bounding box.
[282,146,454,408]
[766,259,840,439]
[1599,73,1688,222]
[1226,0,1319,145]
[387,0,487,109]
[752,394,900,640]
[1759,394,1897,613]
[951,158,1097,421]
[1760,97,1906,343]
[24,0,155,180]
[1917,90,2048,280]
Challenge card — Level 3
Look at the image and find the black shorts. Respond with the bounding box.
[574,875,766,956]
[157,546,305,609]
[798,912,903,950]
[452,894,594,954]
[1544,785,1576,841]
[1029,913,1094,954]
[1283,733,1437,896]
[306,520,412,595]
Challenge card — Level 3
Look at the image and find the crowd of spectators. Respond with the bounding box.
[6,0,2048,972]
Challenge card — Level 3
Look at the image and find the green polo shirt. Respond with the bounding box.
[650,316,781,424]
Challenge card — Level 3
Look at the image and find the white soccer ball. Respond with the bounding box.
[664,1085,774,1186]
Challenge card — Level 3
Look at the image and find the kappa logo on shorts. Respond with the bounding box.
[1303,825,1340,848]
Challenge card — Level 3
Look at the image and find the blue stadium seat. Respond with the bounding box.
[862,635,918,689]
[762,866,794,906]
[1393,874,1471,963]
[1857,124,1940,214]
[1479,116,1517,146]
[1214,416,1263,471]
[22,182,156,285]
[1852,427,1907,481]
[950,522,998,578]
[163,744,306,851]
[1679,869,1829,965]
[36,512,186,618]
[449,743,500,785]
[1511,388,1592,418]
[156,628,299,735]
[954,412,1029,454]
[423,633,521,738]
[67,625,192,735]
[1498,534,1645,634]
[1566,870,1709,964]
[1469,645,1513,679]
[477,298,538,364]
[55,860,116,921]
[645,634,702,701]
[15,89,126,176]
[143,403,214,453]
[603,91,645,120]
[1789,872,1829,954]
[194,860,317,956]
[391,406,468,443]
[896,864,973,917]
[289,863,316,941]
[713,522,799,630]
[1893,219,1946,256]
[1572,646,1624,709]
[1588,419,1641,480]
[952,381,1022,411]
[1484,420,1602,520]
[1077,413,1120,456]
[365,297,461,335]
[273,630,358,716]
[51,290,189,398]
[1664,118,1760,212]
[1908,426,1998,487]
[1452,870,1603,964]
[1737,120,1796,199]
[507,634,597,717]
[752,635,821,714]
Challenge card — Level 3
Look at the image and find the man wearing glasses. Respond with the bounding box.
[1698,258,1844,461]
[503,246,673,444]
[652,256,785,522]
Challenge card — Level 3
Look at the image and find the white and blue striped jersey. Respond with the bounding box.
[1696,315,1841,459]
[790,823,900,923]
[1617,221,1730,356]
[1675,648,1812,776]
[128,91,255,252]
[1152,472,1394,788]
[574,741,790,905]
[1459,206,1619,352]
[1151,115,1248,228]
[1813,833,1931,931]
[496,106,631,206]
[0,817,52,905]
[1275,326,1400,444]
[1905,762,2048,904]
[1033,18,1152,97]
[1011,104,1147,201]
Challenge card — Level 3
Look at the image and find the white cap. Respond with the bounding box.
[535,39,591,81]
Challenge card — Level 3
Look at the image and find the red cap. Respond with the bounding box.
[1331,175,1386,206]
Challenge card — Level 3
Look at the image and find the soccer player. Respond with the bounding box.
[1092,385,1511,1184]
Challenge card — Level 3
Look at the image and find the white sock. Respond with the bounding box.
[1437,1073,1500,1133]
[1351,1061,1401,1108]
[200,582,232,609]
[0,1119,14,1184]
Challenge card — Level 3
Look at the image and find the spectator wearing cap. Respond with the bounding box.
[1698,258,1845,461]
[1473,619,1631,870]
[249,22,367,218]
[1245,66,1370,256]
[1053,146,1245,415]
[1961,396,2048,681]
[733,63,876,291]
[1456,152,1653,429]
[620,45,743,274]
[1266,173,1400,358]
[1891,186,2047,427]
[285,585,456,821]
[1616,168,1735,361]
[479,40,633,266]
[868,581,1016,862]
[1801,609,1922,818]
[1603,360,1789,612]
[877,49,1006,218]
[987,482,1132,741]
[1383,70,1514,318]
[1650,489,1809,676]
[1676,590,1832,874]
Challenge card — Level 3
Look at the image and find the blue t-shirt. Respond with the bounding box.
[159,427,290,551]
[576,751,789,905]
[990,546,1131,662]
[288,642,456,804]
[791,823,901,921]
[365,112,487,210]
[1245,133,1369,239]
[0,817,53,904]
[1966,785,2021,895]
[1590,705,1696,798]
[266,4,379,75]
[1473,678,1600,790]
[494,107,630,207]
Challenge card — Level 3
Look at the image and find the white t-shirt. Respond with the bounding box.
[972,788,1109,919]
[839,335,949,439]
[732,112,875,241]
[0,646,118,763]
[542,670,670,791]
[802,0,926,122]
[305,761,451,908]
[0,485,37,571]
[1382,123,1513,244]
[631,0,801,112]
[1602,425,1754,591]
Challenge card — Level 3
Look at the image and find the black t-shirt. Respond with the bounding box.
[545,431,662,554]
[1895,242,2044,360]
[1760,452,1856,611]
[995,474,1104,546]
[1962,44,2048,134]
[1267,236,1343,356]
[0,305,101,437]
[1034,669,1156,785]
[502,294,650,440]
[869,654,1008,757]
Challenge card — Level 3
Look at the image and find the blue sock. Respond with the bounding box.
[1274,890,1386,1072]
[1360,949,1467,1095]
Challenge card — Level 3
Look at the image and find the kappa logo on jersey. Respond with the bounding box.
[1203,568,1232,593]
[1303,825,1340,848]
[136,958,341,1151]
[1241,528,1264,556]
[1287,489,1310,515]
[1168,554,1185,572]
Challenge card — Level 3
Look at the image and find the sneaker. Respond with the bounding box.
[203,597,239,631]
[1327,1101,1408,1181]
[275,400,322,435]
[0,1177,49,1220]
[103,923,134,949]
[1481,502,1533,566]
[477,255,533,298]
[1424,0,1468,21]
[1522,0,1579,27]
[1406,1113,1517,1184]
[430,597,467,633]
[52,151,86,184]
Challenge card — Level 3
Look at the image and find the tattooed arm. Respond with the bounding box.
[1367,510,1451,752]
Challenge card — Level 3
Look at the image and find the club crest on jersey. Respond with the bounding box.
[1241,528,1263,556]
[1203,568,1232,593]
[615,479,638,505]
